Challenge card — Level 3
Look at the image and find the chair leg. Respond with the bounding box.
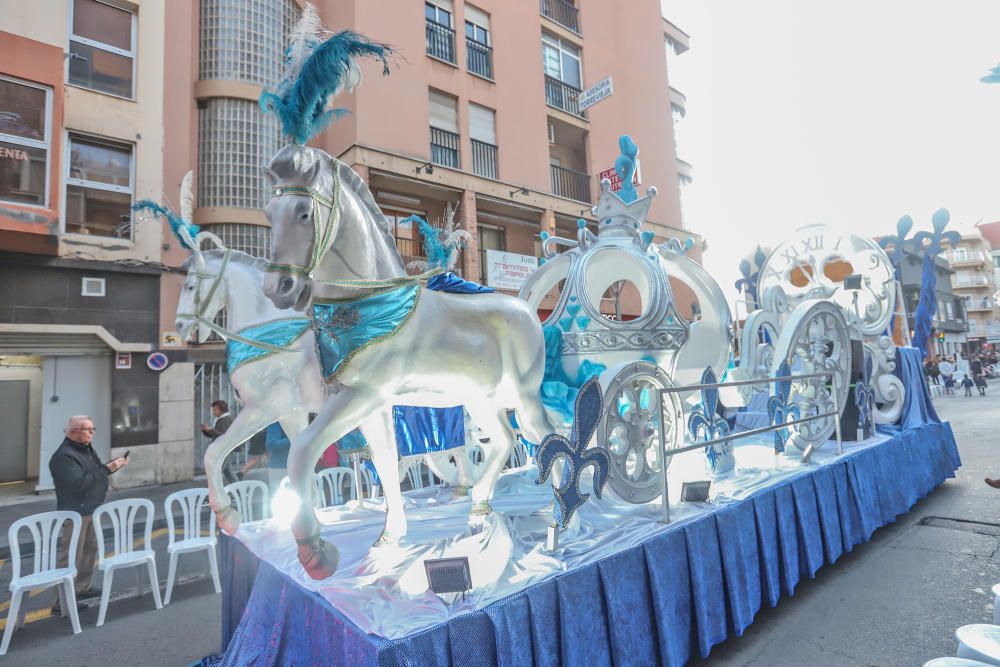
[56,583,67,618]
[1,589,23,655]
[206,546,222,594]
[96,568,114,627]
[146,558,163,610]
[64,580,81,635]
[135,566,143,597]
[164,552,179,605]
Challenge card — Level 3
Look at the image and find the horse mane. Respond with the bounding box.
[333,158,395,238]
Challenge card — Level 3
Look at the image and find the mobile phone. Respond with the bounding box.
[124,450,130,459]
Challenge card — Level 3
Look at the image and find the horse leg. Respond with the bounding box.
[204,407,272,535]
[275,406,309,488]
[286,387,378,580]
[452,449,475,495]
[464,405,517,517]
[361,409,406,546]
[423,451,457,487]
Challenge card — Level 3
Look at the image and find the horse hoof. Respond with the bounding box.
[297,538,340,580]
[452,485,471,498]
[215,506,242,535]
[372,530,400,548]
[470,500,493,516]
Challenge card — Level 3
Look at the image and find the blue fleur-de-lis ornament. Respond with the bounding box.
[767,361,800,454]
[877,214,915,269]
[854,352,875,435]
[535,376,612,528]
[734,246,769,310]
[912,208,960,258]
[688,367,734,476]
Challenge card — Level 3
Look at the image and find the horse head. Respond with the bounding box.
[176,231,228,343]
[262,143,334,310]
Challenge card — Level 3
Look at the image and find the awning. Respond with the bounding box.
[0,324,152,356]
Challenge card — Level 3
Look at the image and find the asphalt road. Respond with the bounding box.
[695,384,1000,666]
[1,387,995,666]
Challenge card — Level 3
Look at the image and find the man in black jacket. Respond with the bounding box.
[50,415,128,599]
[200,399,236,482]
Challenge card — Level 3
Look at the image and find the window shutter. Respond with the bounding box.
[468,104,495,144]
[465,5,490,30]
[428,90,458,133]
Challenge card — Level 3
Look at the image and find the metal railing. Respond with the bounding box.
[544,75,586,117]
[466,39,493,78]
[540,0,580,33]
[429,126,460,169]
[656,370,842,524]
[550,163,589,201]
[471,139,498,179]
[426,19,456,63]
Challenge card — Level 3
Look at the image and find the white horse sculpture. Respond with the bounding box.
[173,238,479,535]
[261,144,552,579]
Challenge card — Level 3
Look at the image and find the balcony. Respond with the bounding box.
[952,275,993,289]
[966,299,994,312]
[466,39,493,79]
[426,19,456,64]
[429,126,460,169]
[540,0,579,34]
[550,163,589,202]
[544,75,586,118]
[949,250,987,267]
[471,139,498,179]
[670,86,687,117]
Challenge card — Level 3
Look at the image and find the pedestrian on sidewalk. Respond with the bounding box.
[961,374,974,396]
[975,373,988,396]
[49,415,128,608]
[200,400,236,483]
[939,357,956,394]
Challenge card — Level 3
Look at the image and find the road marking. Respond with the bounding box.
[0,607,52,631]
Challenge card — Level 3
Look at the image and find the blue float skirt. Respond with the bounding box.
[225,318,313,374]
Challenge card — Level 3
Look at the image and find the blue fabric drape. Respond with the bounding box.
[225,318,312,373]
[877,346,941,435]
[426,272,495,294]
[210,422,960,667]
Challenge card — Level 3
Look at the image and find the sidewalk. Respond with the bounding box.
[0,476,213,558]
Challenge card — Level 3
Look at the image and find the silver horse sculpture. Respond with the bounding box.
[262,144,551,579]
[173,236,480,535]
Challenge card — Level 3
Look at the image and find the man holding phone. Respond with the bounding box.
[49,415,129,605]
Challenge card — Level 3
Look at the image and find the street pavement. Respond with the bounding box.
[0,388,996,665]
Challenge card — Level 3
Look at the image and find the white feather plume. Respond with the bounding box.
[179,170,194,223]
[282,2,325,87]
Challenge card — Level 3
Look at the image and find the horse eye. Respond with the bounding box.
[299,211,310,222]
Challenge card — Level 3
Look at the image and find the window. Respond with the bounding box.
[477,222,505,283]
[946,301,954,320]
[65,134,134,238]
[542,34,581,88]
[469,103,497,178]
[425,0,452,27]
[382,208,427,265]
[465,5,489,44]
[68,0,136,98]
[0,76,51,207]
[465,5,492,78]
[429,90,460,168]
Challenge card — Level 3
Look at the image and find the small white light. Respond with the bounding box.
[270,481,301,527]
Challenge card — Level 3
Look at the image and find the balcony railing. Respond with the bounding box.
[949,250,987,266]
[430,126,460,169]
[540,0,580,33]
[395,235,427,269]
[550,163,589,202]
[966,299,994,311]
[466,39,493,79]
[426,19,456,63]
[953,275,993,288]
[544,75,585,118]
[471,139,498,179]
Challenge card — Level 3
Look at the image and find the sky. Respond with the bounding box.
[661,0,1000,305]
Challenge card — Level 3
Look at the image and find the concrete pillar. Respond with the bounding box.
[458,189,479,281]
[540,209,557,236]
[156,362,195,485]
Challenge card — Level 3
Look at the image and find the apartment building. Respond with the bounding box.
[0,0,194,490]
[945,228,997,351]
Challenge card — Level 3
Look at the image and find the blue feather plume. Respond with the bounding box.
[132,200,200,250]
[260,29,393,144]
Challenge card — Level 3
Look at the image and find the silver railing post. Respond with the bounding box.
[659,391,671,525]
[832,373,844,456]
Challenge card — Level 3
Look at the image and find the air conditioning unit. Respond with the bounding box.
[547,121,556,144]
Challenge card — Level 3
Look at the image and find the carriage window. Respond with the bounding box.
[65,133,134,238]
[68,0,136,99]
[0,77,51,207]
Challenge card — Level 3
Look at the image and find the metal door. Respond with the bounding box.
[0,380,29,482]
[193,362,242,473]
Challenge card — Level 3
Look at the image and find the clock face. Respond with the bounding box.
[757,225,896,337]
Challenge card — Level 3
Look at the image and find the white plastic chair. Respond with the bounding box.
[359,466,381,499]
[92,498,162,626]
[224,480,270,523]
[404,460,425,491]
[508,441,529,468]
[2,511,82,655]
[314,468,352,507]
[164,488,219,605]
[468,445,484,466]
[956,624,1000,665]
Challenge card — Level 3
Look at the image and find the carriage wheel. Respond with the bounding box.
[598,361,683,504]
[769,300,852,456]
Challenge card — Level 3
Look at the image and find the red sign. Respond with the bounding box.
[598,160,641,193]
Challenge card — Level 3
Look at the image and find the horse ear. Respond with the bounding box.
[193,248,206,272]
[302,157,323,185]
[263,164,277,186]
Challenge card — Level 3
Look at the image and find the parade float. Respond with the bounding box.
[177,9,962,666]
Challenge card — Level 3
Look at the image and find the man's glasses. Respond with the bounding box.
[73,427,96,433]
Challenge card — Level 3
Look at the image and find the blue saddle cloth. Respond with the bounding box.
[225,318,312,374]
